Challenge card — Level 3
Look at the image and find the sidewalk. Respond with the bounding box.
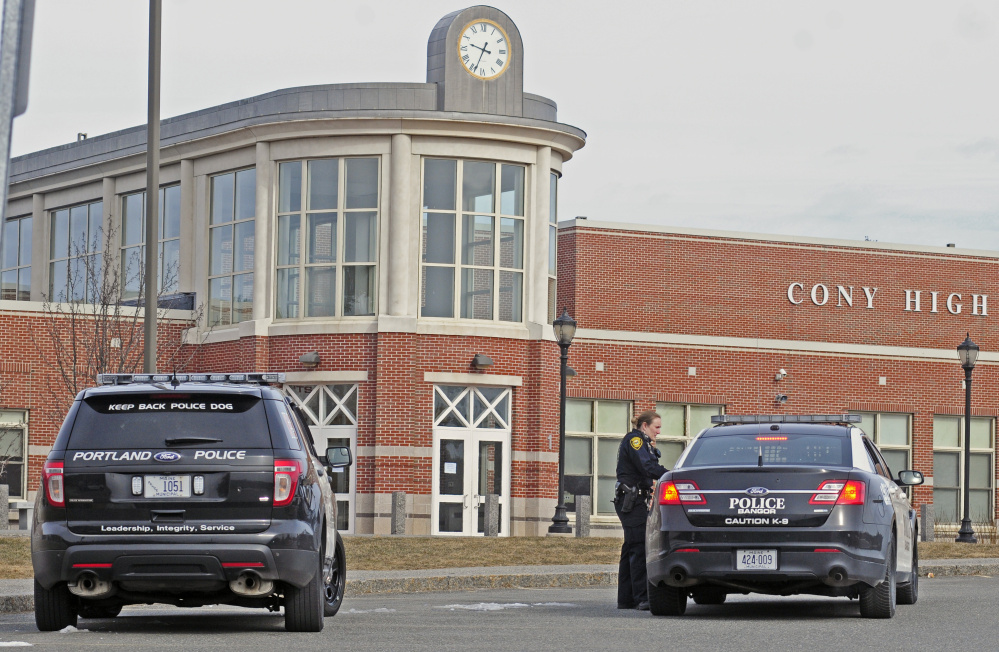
[2,558,998,614]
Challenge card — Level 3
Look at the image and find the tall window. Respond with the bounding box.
[934,415,994,523]
[275,158,378,319]
[120,185,181,301]
[420,159,525,322]
[50,201,102,302]
[208,170,255,325]
[0,410,27,499]
[564,399,631,516]
[656,402,724,468]
[548,172,557,323]
[1,215,31,301]
[851,412,912,477]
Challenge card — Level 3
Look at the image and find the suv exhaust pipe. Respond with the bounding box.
[230,571,275,597]
[68,572,115,598]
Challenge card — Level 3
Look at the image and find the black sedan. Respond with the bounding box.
[646,414,923,618]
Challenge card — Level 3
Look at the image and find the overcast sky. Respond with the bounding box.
[9,1,999,250]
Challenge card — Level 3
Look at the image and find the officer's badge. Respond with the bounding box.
[630,437,642,450]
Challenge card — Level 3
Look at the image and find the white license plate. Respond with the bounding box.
[144,475,191,498]
[736,549,777,570]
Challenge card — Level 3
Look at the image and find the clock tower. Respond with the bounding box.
[427,6,525,116]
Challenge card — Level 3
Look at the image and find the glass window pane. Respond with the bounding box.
[51,209,69,258]
[122,194,143,246]
[853,412,875,439]
[566,400,593,433]
[423,159,456,211]
[565,437,592,475]
[343,265,375,316]
[211,173,234,224]
[933,416,961,448]
[49,260,67,302]
[500,165,525,216]
[421,266,454,318]
[548,225,557,276]
[881,449,908,477]
[422,213,455,264]
[462,161,494,213]
[208,276,231,326]
[971,417,992,450]
[69,205,88,256]
[120,247,142,301]
[461,215,493,266]
[345,212,376,262]
[233,220,255,273]
[346,158,378,209]
[597,437,618,477]
[279,161,302,213]
[499,218,523,269]
[160,239,180,294]
[17,268,30,301]
[657,403,685,438]
[597,401,630,434]
[235,169,256,220]
[308,159,338,211]
[162,186,180,240]
[2,221,16,269]
[232,273,253,324]
[935,488,959,523]
[879,414,909,447]
[67,256,86,301]
[549,173,557,224]
[460,268,492,320]
[597,476,617,514]
[277,214,301,266]
[87,202,102,253]
[439,439,465,496]
[0,270,16,300]
[934,451,959,488]
[660,441,686,469]
[276,267,300,319]
[84,254,101,302]
[689,405,721,437]
[19,217,31,265]
[498,271,522,322]
[308,213,337,264]
[970,453,992,489]
[210,225,233,276]
[305,266,336,317]
[970,490,992,523]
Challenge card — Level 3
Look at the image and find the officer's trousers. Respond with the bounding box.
[617,520,648,606]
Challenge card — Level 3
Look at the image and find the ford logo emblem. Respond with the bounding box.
[746,486,769,496]
[154,451,181,463]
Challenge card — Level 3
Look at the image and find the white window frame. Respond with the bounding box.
[565,399,632,521]
[49,200,103,303]
[1,215,31,302]
[0,410,28,500]
[655,402,725,469]
[207,170,255,326]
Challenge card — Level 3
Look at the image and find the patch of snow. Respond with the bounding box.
[57,626,89,634]
[436,603,530,611]
[532,602,579,607]
[0,643,33,648]
[343,608,397,614]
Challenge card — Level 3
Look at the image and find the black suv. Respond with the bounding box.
[31,373,351,632]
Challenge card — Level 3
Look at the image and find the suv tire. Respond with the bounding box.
[897,540,918,605]
[323,534,347,617]
[859,535,897,618]
[647,581,687,616]
[34,581,78,631]
[284,554,324,632]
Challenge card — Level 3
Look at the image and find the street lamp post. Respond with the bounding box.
[549,308,577,534]
[956,333,980,544]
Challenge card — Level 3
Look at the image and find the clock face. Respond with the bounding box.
[457,19,510,80]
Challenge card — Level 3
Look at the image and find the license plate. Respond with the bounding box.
[144,475,191,498]
[736,549,777,570]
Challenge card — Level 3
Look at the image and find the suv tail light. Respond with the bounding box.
[43,461,65,507]
[810,479,865,505]
[273,459,301,507]
[658,480,706,505]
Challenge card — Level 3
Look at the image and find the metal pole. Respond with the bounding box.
[956,367,977,543]
[143,0,161,373]
[549,342,571,534]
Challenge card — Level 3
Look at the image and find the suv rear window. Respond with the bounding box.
[683,432,851,468]
[68,394,272,449]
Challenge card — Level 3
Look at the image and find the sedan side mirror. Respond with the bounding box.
[326,446,353,469]
[897,470,924,486]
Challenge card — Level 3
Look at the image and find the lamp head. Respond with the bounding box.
[552,308,577,346]
[957,333,980,370]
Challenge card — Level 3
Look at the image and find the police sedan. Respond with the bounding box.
[645,414,923,619]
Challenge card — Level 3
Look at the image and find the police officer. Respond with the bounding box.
[614,410,668,610]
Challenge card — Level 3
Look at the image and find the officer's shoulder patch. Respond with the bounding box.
[630,437,642,450]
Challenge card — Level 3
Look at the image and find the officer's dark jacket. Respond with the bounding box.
[616,429,669,490]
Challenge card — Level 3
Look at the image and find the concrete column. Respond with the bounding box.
[484,494,500,536]
[920,504,935,542]
[0,484,7,529]
[29,193,45,300]
[391,491,406,534]
[178,160,195,293]
[253,142,272,320]
[529,146,552,327]
[575,496,591,537]
[387,134,412,317]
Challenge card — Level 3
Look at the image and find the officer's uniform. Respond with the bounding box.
[614,428,668,608]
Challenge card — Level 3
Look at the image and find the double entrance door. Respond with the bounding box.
[432,429,511,536]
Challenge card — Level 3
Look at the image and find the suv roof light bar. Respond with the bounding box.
[710,414,862,425]
[96,372,286,386]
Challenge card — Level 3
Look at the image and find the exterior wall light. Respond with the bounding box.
[299,351,321,369]
[472,353,494,369]
[550,308,578,535]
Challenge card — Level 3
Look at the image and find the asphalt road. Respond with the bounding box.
[0,576,995,651]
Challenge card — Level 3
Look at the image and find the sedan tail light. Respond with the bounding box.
[43,461,65,507]
[810,479,865,505]
[273,459,301,507]
[658,480,706,505]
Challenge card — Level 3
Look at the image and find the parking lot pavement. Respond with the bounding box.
[1,576,998,651]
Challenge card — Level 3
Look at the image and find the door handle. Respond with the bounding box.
[463,494,469,509]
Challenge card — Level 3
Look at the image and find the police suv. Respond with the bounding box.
[31,373,351,632]
[646,414,924,619]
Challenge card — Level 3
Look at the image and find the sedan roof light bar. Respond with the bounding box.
[711,414,862,425]
[96,372,286,386]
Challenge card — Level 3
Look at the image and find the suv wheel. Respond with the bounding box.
[284,553,324,632]
[859,535,897,618]
[647,581,687,616]
[897,540,918,605]
[34,581,78,631]
[323,534,346,617]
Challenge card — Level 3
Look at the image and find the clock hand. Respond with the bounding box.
[473,45,487,72]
